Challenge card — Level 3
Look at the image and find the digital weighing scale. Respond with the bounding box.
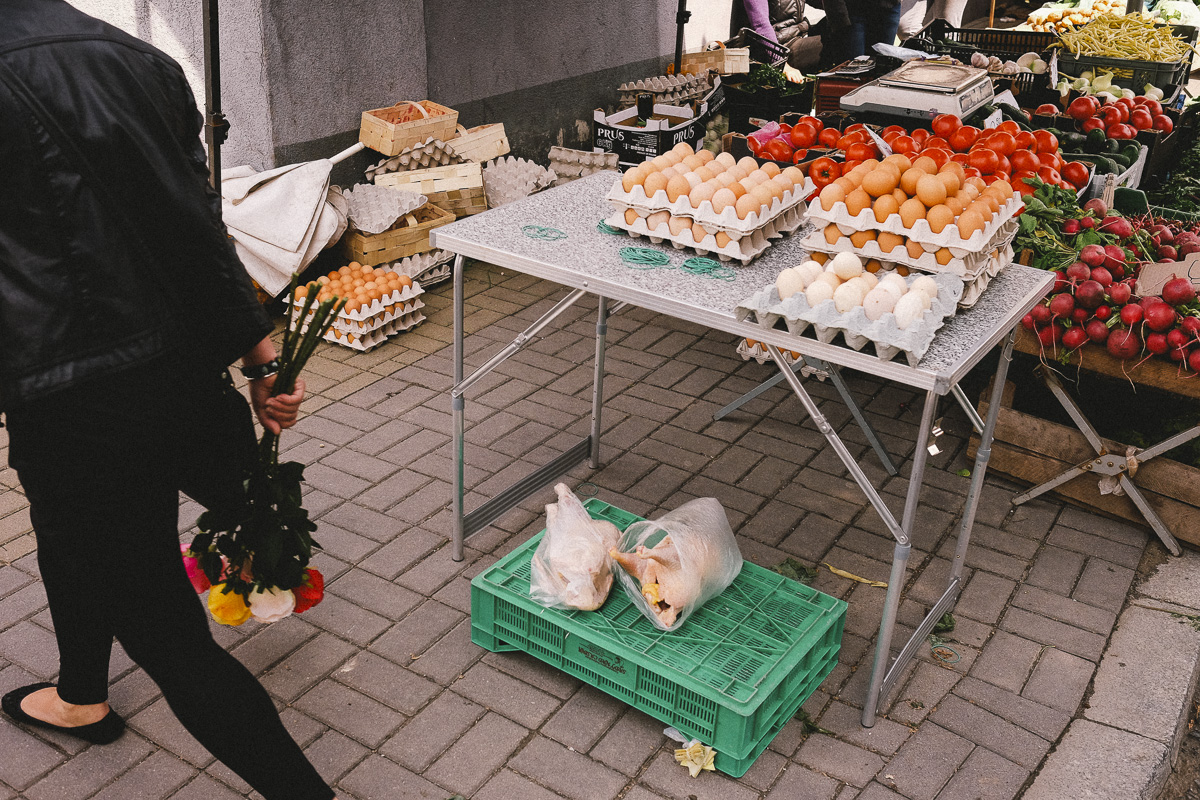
[838,61,994,121]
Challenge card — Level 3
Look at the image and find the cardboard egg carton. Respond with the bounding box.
[483,157,557,207]
[604,202,807,265]
[365,137,465,182]
[804,194,1023,258]
[799,219,1018,277]
[735,272,965,366]
[955,249,1011,309]
[606,177,816,240]
[548,147,619,184]
[324,310,427,351]
[617,73,710,107]
[344,184,427,234]
[289,280,424,323]
[329,297,425,335]
[387,248,454,287]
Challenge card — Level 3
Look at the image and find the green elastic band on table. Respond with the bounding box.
[681,256,736,282]
[521,225,567,241]
[619,247,671,268]
[618,248,736,282]
[596,220,623,235]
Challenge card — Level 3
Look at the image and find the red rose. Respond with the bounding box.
[292,568,324,613]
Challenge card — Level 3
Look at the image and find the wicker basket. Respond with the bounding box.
[360,100,459,156]
[339,203,455,266]
[375,162,486,218]
[448,123,510,163]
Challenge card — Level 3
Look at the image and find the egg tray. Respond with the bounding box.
[288,279,424,323]
[804,194,1022,258]
[366,137,465,182]
[328,297,425,335]
[387,248,455,287]
[324,311,427,352]
[604,202,808,265]
[606,178,816,241]
[955,249,1011,310]
[617,73,711,107]
[483,157,557,208]
[548,147,620,184]
[799,218,1018,278]
[344,184,428,235]
[735,272,965,366]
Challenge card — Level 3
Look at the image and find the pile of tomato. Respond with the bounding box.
[1036,95,1174,138]
[797,113,1091,198]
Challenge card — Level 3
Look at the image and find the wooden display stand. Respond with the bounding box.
[969,326,1200,551]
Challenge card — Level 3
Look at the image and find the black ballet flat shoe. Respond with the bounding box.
[1,682,125,744]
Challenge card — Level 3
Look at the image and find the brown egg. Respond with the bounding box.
[659,166,679,181]
[646,210,670,231]
[873,194,900,224]
[672,141,695,158]
[899,198,926,228]
[965,176,987,193]
[988,179,1015,201]
[833,177,857,194]
[937,171,961,196]
[761,162,782,178]
[668,215,692,236]
[781,166,805,187]
[735,192,762,220]
[939,160,966,182]
[865,259,883,273]
[877,231,904,253]
[681,154,704,171]
[959,184,980,203]
[820,183,846,212]
[715,152,737,168]
[957,209,986,239]
[824,224,843,245]
[688,181,719,209]
[693,165,717,182]
[862,169,899,198]
[811,251,829,265]
[900,167,924,196]
[643,172,669,198]
[926,204,954,234]
[916,174,948,208]
[906,238,925,260]
[711,187,737,214]
[696,149,715,164]
[728,182,747,199]
[691,221,709,243]
[683,172,703,189]
[845,188,872,217]
[761,179,786,204]
[666,174,692,202]
[896,265,911,277]
[945,196,965,217]
[650,155,672,171]
[883,154,913,173]
[849,229,876,248]
[935,248,954,265]
[737,156,759,173]
[892,187,909,206]
[912,155,938,174]
[294,284,309,299]
[714,231,732,247]
[624,208,639,225]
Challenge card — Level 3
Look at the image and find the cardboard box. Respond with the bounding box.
[592,80,724,171]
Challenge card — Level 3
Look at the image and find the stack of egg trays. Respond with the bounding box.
[291,278,426,352]
[388,249,455,288]
[606,203,808,264]
[366,137,465,182]
[734,271,965,366]
[617,73,710,106]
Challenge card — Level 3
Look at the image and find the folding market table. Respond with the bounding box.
[430,172,1053,726]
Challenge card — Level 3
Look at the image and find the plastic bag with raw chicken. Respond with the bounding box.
[529,483,622,611]
[609,497,742,631]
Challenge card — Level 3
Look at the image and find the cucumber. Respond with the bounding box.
[1103,138,1122,155]
[1061,132,1086,152]
[1084,128,1109,154]
[1120,143,1142,163]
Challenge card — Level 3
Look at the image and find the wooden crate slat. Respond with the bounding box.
[340,204,455,265]
[448,123,510,163]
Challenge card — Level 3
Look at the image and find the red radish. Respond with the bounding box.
[1120,304,1144,325]
[1146,302,1178,331]
[1152,224,1175,244]
[1146,331,1169,355]
[1181,241,1200,257]
[1091,266,1114,287]
[1038,322,1064,347]
[1162,277,1197,306]
[1109,283,1132,304]
[1158,245,1178,261]
[1051,270,1069,293]
[1080,217,1096,230]
[1067,262,1092,283]
[1070,307,1090,325]
[1061,219,1081,235]
[1021,313,1036,330]
[1100,216,1132,238]
[1079,245,1106,268]
[1075,280,1105,309]
[1095,305,1113,321]
[1031,304,1053,325]
[1062,327,1088,350]
[1049,293,1076,318]
[1083,198,1108,216]
[1107,326,1141,359]
[1190,349,1200,373]
[1141,295,1166,310]
[1085,319,1110,343]
[1103,244,1125,269]
[1182,316,1200,339]
[1167,328,1189,360]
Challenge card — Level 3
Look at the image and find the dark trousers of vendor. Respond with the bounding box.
[5,357,334,800]
[819,0,902,68]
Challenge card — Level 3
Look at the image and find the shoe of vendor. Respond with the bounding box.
[1,682,125,744]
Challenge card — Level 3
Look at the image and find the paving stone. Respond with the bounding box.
[1000,607,1107,662]
[328,568,421,620]
[765,764,840,800]
[358,527,445,579]
[1047,526,1143,570]
[930,694,1050,769]
[227,616,318,677]
[320,502,408,542]
[620,787,669,800]
[474,768,568,800]
[379,690,485,772]
[302,728,369,786]
[540,684,625,753]
[169,773,245,800]
[1085,605,1200,750]
[395,541,475,595]
[639,750,761,800]
[294,680,405,748]
[259,633,358,702]
[817,699,912,756]
[1011,585,1117,636]
[452,662,562,728]
[334,650,441,716]
[778,514,846,562]
[293,592,390,646]
[953,676,1070,741]
[1072,558,1136,613]
[858,783,908,800]
[1138,549,1200,612]
[0,620,59,677]
[796,733,886,788]
[883,660,960,726]
[309,522,379,564]
[339,753,449,800]
[481,650,583,700]
[738,746,787,790]
[935,745,1028,800]
[425,712,529,797]
[1020,645,1094,714]
[1024,545,1086,596]
[955,571,1016,625]
[1056,505,1149,549]
[966,630,1042,693]
[879,722,973,799]
[24,731,152,800]
[1023,720,1168,800]
[128,697,213,767]
[408,618,485,685]
[589,707,666,775]
[509,735,626,800]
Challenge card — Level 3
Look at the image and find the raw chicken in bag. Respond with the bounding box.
[529,484,622,611]
[609,497,742,631]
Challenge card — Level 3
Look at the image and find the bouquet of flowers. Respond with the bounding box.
[183,276,344,625]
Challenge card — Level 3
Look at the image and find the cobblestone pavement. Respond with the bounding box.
[0,261,1168,799]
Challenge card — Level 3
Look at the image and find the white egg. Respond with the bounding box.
[776,267,807,300]
[907,287,933,310]
[863,287,897,321]
[795,261,824,286]
[879,273,908,296]
[859,271,879,291]
[910,275,939,300]
[805,280,835,307]
[814,272,843,289]
[833,281,867,313]
[893,291,926,330]
[829,251,864,280]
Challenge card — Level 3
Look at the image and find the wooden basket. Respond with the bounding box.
[375,162,487,218]
[339,203,455,266]
[680,45,749,76]
[448,123,510,163]
[360,100,459,156]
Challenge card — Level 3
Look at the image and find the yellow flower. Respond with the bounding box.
[208,584,252,626]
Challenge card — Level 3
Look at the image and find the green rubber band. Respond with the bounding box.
[619,247,672,268]
[681,256,736,282]
[522,225,567,241]
[597,220,624,235]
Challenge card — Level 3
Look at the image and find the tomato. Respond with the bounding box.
[949,125,981,152]
[1081,117,1105,133]
[1032,129,1058,154]
[846,123,868,133]
[1100,106,1123,128]
[997,120,1022,136]
[819,127,841,148]
[792,148,809,164]
[836,131,868,150]
[882,124,906,138]
[1107,123,1137,140]
[1035,103,1060,115]
[911,128,931,147]
[923,136,951,151]
[1153,114,1174,133]
[1010,150,1041,174]
[923,148,952,168]
[1068,96,1098,120]
[1037,165,1062,185]
[1116,103,1130,123]
[1062,160,1090,189]
[841,160,862,173]
[1012,175,1038,196]
[746,136,763,155]
[951,152,971,166]
[993,170,1011,184]
[987,131,1017,157]
[845,141,878,161]
[931,113,962,139]
[996,154,1012,176]
[1129,108,1154,131]
[808,156,840,188]
[968,147,999,174]
[891,135,918,154]
[790,123,819,149]
[798,115,823,132]
[963,166,982,179]
[1142,99,1164,117]
[765,138,794,163]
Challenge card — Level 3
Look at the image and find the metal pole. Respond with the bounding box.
[590,297,609,468]
[452,255,466,562]
[674,0,691,73]
[201,0,226,195]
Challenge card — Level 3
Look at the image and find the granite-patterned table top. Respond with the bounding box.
[432,172,1053,393]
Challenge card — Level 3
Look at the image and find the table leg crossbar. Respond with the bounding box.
[1011,366,1186,556]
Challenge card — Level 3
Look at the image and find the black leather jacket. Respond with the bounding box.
[0,0,271,409]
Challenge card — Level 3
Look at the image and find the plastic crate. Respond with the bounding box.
[1058,24,1197,94]
[902,19,1058,59]
[470,499,847,775]
[1113,186,1200,222]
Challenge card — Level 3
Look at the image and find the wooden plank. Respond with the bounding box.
[1014,326,1200,400]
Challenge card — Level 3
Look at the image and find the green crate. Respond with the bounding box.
[1113,186,1200,223]
[470,498,846,774]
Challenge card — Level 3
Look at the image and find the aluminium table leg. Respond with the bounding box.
[590,297,609,469]
[452,254,467,562]
[820,359,899,476]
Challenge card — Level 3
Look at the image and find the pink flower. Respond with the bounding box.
[181,544,211,594]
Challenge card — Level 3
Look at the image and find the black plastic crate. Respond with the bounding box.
[902,18,1058,59]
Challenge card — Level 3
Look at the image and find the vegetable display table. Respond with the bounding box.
[430,172,1053,727]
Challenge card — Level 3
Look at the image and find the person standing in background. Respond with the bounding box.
[732,0,822,74]
[816,0,903,68]
[898,0,969,40]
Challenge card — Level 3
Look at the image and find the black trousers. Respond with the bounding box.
[6,356,334,800]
